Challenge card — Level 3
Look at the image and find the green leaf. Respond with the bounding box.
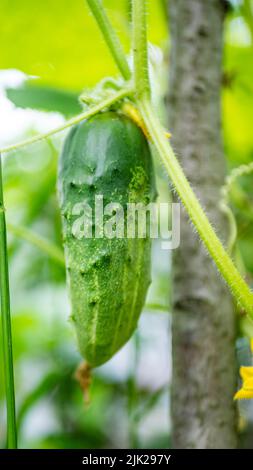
[6,83,82,117]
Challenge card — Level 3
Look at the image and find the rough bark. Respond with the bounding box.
[168,0,237,448]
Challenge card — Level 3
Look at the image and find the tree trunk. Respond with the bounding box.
[168,0,237,448]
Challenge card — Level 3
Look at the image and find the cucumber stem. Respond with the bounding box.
[0,154,17,448]
[87,0,131,81]
[132,0,150,99]
[0,87,133,155]
[139,98,253,318]
[131,0,253,318]
[7,223,65,267]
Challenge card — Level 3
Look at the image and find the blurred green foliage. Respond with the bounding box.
[0,0,167,90]
[0,0,253,450]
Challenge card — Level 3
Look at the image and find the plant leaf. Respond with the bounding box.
[6,83,82,117]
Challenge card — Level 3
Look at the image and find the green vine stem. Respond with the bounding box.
[220,161,253,255]
[85,0,253,317]
[139,97,253,316]
[7,223,65,267]
[132,0,150,99]
[132,0,253,317]
[222,161,253,201]
[219,201,238,256]
[145,303,169,313]
[0,154,17,449]
[87,0,131,81]
[0,87,132,155]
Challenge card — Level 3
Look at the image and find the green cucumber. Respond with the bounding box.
[58,111,156,367]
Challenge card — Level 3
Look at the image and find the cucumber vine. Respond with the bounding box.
[1,0,253,448]
[84,0,253,317]
[220,161,253,261]
[0,154,17,449]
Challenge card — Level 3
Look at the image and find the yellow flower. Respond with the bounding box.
[234,366,253,400]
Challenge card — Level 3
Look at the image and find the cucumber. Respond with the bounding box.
[58,111,156,367]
